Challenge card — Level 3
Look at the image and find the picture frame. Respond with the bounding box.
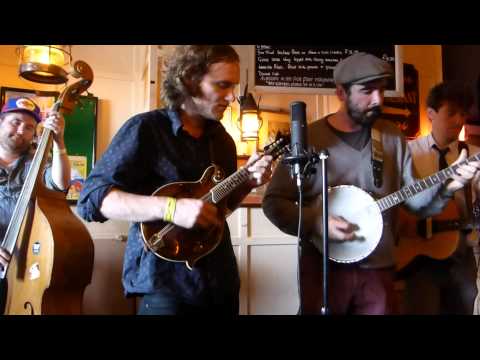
[264,111,290,146]
[63,95,98,204]
[382,63,420,139]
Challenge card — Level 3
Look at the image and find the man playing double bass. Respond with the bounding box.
[0,97,71,279]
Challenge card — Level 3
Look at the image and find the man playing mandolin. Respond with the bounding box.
[263,52,480,315]
[77,45,273,315]
[0,98,70,276]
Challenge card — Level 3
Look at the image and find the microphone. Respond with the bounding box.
[283,101,309,183]
[291,101,308,160]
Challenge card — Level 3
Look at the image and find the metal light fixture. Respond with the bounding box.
[238,85,262,141]
[17,45,72,84]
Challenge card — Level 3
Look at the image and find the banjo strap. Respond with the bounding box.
[371,124,383,188]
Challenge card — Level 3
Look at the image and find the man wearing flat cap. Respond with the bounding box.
[0,97,71,286]
[263,52,480,315]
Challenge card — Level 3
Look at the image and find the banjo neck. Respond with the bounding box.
[376,152,480,213]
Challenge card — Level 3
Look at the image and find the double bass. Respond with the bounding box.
[0,61,95,315]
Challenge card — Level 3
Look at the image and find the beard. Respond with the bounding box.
[346,98,382,128]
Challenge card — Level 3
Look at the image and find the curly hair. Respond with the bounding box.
[161,45,240,109]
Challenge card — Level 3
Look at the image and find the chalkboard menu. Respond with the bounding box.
[254,45,400,94]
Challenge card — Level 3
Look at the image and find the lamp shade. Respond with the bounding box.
[17,45,72,84]
[238,92,262,141]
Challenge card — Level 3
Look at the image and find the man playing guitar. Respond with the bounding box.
[400,82,480,314]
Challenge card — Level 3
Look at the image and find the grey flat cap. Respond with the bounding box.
[333,52,393,85]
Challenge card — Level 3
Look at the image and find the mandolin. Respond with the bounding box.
[141,135,290,270]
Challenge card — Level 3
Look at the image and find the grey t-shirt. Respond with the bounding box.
[326,119,371,152]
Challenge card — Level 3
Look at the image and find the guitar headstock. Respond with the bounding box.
[262,132,291,160]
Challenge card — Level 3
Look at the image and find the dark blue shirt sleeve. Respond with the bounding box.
[77,115,153,223]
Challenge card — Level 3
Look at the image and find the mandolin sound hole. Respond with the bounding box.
[159,237,180,257]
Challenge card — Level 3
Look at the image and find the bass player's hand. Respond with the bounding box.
[0,247,11,270]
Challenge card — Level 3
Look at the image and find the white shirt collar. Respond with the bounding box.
[426,133,458,153]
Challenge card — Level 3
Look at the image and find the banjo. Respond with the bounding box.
[311,152,480,263]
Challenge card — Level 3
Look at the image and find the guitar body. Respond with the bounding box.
[395,200,461,271]
[141,165,226,270]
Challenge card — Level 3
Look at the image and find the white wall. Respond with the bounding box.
[63,45,148,156]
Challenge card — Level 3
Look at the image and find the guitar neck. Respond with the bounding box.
[376,152,480,212]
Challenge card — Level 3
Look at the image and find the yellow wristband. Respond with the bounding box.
[163,197,177,223]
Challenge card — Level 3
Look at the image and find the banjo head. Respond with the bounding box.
[315,185,383,263]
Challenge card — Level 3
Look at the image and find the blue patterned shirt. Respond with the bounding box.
[76,109,240,305]
[1,151,59,241]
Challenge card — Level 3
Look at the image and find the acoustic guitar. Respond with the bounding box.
[395,199,470,271]
[141,135,290,270]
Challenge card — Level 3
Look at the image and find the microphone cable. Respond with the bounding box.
[296,177,303,315]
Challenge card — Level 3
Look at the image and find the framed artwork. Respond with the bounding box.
[63,95,98,203]
[382,63,420,139]
[265,111,290,145]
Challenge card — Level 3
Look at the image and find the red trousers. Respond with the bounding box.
[299,241,398,315]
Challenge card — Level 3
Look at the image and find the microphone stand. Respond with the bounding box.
[319,149,329,315]
[283,149,322,314]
